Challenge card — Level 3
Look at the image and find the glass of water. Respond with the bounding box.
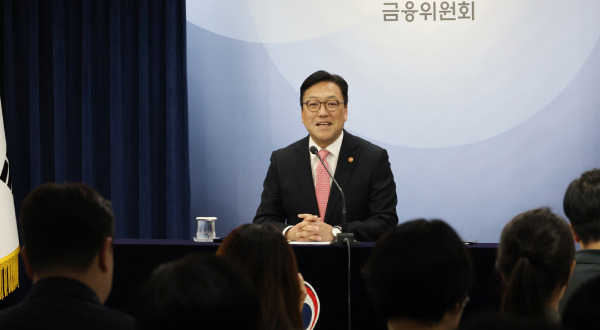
[193,217,217,242]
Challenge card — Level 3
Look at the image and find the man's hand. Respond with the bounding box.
[285,214,334,242]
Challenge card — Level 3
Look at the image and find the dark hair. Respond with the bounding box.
[363,219,473,324]
[562,274,600,330]
[19,182,114,272]
[216,224,303,330]
[459,313,559,330]
[563,169,600,244]
[496,208,574,319]
[300,70,349,106]
[137,253,260,330]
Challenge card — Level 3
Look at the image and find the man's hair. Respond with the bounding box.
[216,223,303,330]
[19,182,115,273]
[137,253,260,330]
[496,207,574,319]
[300,70,349,106]
[363,219,473,324]
[460,313,559,330]
[563,169,600,244]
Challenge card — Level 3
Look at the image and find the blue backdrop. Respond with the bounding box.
[186,0,600,242]
[2,1,598,241]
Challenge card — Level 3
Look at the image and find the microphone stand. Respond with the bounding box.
[310,146,358,330]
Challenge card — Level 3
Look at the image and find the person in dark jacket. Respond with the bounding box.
[0,182,136,330]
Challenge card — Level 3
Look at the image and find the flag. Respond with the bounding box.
[0,97,19,300]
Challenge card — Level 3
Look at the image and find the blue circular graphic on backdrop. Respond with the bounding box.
[187,0,600,147]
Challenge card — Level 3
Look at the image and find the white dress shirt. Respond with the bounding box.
[308,131,344,187]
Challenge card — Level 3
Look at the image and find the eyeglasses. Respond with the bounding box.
[302,100,344,112]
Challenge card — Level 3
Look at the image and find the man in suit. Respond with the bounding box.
[559,168,600,313]
[0,183,136,330]
[253,70,398,242]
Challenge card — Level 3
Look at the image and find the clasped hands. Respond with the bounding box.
[286,213,334,242]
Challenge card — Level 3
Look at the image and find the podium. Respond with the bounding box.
[106,240,501,330]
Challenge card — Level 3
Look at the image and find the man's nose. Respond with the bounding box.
[317,105,329,116]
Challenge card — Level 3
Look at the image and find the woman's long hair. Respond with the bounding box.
[496,208,575,319]
[216,223,304,330]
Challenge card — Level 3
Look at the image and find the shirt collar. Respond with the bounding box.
[309,131,344,158]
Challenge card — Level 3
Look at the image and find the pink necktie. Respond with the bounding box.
[316,149,330,219]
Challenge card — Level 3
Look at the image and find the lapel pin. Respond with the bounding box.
[348,157,354,163]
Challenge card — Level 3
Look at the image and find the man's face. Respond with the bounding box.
[301,81,348,148]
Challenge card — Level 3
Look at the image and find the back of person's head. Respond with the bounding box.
[363,219,473,327]
[216,223,303,330]
[496,207,574,319]
[563,168,600,245]
[137,253,259,330]
[459,313,559,330]
[300,70,349,106]
[561,273,600,330]
[19,182,114,273]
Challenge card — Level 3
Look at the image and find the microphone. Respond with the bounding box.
[310,146,358,246]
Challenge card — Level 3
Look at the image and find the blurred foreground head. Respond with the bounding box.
[20,182,114,274]
[217,223,304,330]
[496,207,574,319]
[138,253,259,330]
[364,219,473,330]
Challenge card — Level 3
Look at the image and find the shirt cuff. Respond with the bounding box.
[283,226,293,238]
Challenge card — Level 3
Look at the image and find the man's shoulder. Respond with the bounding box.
[343,131,387,154]
[272,136,310,155]
[575,249,600,264]
[572,250,600,283]
[271,132,388,155]
[95,307,138,329]
[0,300,136,330]
[0,278,137,330]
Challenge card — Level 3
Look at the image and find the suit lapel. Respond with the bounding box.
[325,131,359,223]
[292,137,319,214]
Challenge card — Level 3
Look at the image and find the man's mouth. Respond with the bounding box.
[316,122,331,127]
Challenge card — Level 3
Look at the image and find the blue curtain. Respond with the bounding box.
[0,0,191,239]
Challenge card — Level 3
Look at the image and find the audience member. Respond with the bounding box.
[363,219,473,330]
[216,223,306,330]
[561,273,600,330]
[0,182,136,330]
[136,253,260,330]
[459,313,558,330]
[558,168,600,313]
[496,207,575,322]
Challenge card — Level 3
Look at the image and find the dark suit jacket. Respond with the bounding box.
[558,249,600,313]
[253,130,398,241]
[0,277,137,330]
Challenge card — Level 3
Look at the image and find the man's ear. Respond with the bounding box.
[569,222,581,243]
[20,246,35,279]
[98,237,113,272]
